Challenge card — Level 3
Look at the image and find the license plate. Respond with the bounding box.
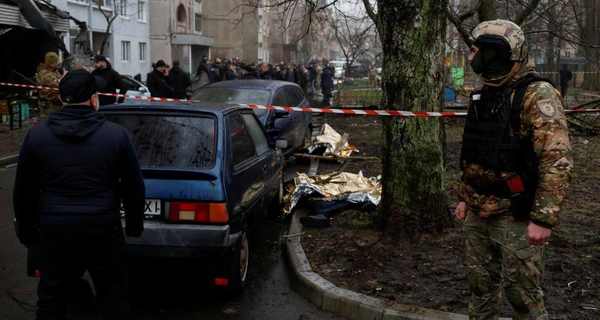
[120,199,162,216]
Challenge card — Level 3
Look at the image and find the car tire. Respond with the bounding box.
[226,230,250,295]
[268,178,284,219]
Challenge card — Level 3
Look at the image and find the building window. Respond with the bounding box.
[137,0,146,21]
[121,41,131,62]
[119,0,128,16]
[177,4,186,23]
[194,13,202,32]
[96,0,113,8]
[139,42,147,62]
[72,0,89,4]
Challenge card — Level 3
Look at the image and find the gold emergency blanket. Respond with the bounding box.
[307,124,358,158]
[283,172,381,215]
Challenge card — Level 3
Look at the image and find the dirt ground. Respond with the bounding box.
[301,114,600,319]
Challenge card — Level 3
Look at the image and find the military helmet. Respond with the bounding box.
[471,19,527,62]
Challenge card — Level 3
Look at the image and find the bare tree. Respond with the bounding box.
[324,4,375,77]
[94,0,142,56]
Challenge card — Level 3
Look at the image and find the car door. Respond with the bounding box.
[271,88,296,152]
[226,113,266,227]
[289,87,311,147]
[240,112,281,207]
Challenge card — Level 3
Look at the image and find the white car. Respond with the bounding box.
[119,76,151,104]
[329,60,346,79]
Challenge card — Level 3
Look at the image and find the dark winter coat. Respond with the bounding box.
[321,67,333,88]
[286,68,295,82]
[240,73,257,80]
[196,62,213,83]
[309,67,317,81]
[260,71,274,80]
[91,66,127,105]
[168,66,192,99]
[559,68,573,88]
[147,69,174,98]
[13,106,146,245]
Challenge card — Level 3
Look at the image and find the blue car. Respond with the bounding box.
[99,103,286,293]
[192,80,313,158]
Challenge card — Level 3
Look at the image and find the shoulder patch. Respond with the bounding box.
[537,98,556,117]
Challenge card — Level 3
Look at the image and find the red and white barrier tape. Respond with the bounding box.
[1,81,599,117]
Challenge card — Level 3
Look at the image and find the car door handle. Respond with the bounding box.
[262,164,268,172]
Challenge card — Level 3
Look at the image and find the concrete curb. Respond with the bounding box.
[285,210,512,320]
[0,154,18,167]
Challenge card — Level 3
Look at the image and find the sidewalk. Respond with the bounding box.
[0,123,31,166]
[285,210,512,320]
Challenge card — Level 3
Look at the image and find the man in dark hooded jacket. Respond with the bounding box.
[168,61,191,99]
[239,64,257,79]
[13,69,146,320]
[147,60,175,98]
[91,55,127,105]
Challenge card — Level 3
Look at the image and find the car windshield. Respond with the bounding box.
[104,114,216,169]
[192,88,270,117]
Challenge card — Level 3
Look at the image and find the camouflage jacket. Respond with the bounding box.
[35,65,61,104]
[458,63,573,229]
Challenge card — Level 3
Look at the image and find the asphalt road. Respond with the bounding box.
[0,162,344,320]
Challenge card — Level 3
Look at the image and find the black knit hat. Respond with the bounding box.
[59,69,107,104]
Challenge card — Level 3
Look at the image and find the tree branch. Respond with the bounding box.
[445,4,473,47]
[361,0,377,23]
[515,0,541,25]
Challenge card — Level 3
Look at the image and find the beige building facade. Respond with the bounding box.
[150,0,213,74]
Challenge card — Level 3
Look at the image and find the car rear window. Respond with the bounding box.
[104,114,216,168]
[192,88,270,106]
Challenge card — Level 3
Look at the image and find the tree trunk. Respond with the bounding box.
[581,0,600,90]
[375,0,451,241]
[99,18,116,56]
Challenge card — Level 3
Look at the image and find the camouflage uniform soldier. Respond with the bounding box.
[454,20,573,320]
[35,52,64,121]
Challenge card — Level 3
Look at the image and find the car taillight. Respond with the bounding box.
[169,202,228,223]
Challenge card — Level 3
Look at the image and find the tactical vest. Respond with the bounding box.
[460,74,554,173]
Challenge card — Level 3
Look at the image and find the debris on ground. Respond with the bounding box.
[283,171,381,216]
[307,124,358,158]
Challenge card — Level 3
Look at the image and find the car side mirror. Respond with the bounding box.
[138,87,147,93]
[275,139,288,149]
[274,110,289,118]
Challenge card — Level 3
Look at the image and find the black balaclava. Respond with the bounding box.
[470,46,515,80]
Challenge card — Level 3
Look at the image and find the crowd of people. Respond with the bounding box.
[144,55,337,104]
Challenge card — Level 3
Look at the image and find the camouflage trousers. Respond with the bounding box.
[464,211,547,320]
[38,100,63,122]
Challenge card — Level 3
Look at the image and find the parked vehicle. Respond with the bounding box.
[192,80,313,158]
[101,103,285,293]
[329,60,345,79]
[119,75,151,104]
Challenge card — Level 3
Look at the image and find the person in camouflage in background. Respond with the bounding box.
[35,52,65,121]
[454,20,573,320]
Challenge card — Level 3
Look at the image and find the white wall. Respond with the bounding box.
[66,0,151,77]
[110,0,151,77]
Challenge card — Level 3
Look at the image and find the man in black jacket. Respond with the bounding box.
[147,60,175,98]
[239,64,257,79]
[168,61,191,99]
[92,55,128,105]
[13,69,146,320]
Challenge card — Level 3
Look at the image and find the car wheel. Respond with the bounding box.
[227,231,249,295]
[268,178,284,219]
